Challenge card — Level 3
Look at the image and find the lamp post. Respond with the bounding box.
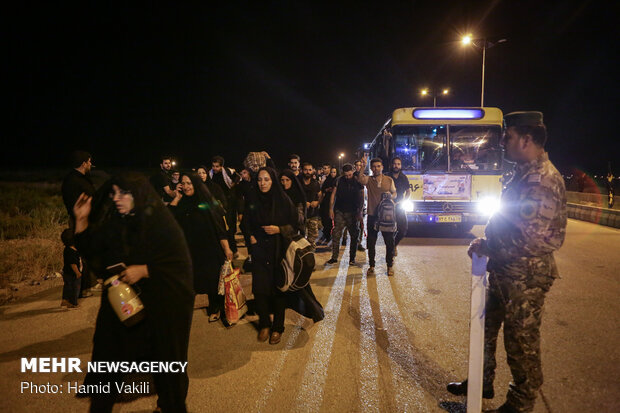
[461,34,506,107]
[338,152,345,170]
[420,88,450,107]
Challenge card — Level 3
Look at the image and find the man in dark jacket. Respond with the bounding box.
[326,164,364,265]
[61,150,97,296]
[62,150,95,228]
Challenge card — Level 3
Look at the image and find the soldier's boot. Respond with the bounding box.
[447,379,494,399]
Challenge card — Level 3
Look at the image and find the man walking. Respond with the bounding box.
[326,164,363,265]
[301,162,322,249]
[447,112,567,413]
[150,156,176,203]
[288,154,303,184]
[62,150,95,229]
[357,156,396,275]
[61,150,97,297]
[386,156,411,256]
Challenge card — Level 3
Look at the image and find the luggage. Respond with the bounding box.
[375,192,397,232]
[218,261,247,324]
[278,234,315,292]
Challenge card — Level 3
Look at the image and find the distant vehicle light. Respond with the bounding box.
[413,109,485,120]
[477,196,501,216]
[401,200,414,212]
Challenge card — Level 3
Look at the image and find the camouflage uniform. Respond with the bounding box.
[483,152,567,412]
[305,216,320,249]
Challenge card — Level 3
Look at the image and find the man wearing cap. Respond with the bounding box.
[447,112,567,413]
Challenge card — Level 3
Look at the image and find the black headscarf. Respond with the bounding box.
[176,172,227,231]
[197,165,228,211]
[88,172,163,239]
[279,168,307,207]
[252,167,296,227]
[321,170,339,192]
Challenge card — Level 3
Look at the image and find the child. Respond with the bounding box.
[61,228,82,308]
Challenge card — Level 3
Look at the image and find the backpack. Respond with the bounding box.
[278,234,315,292]
[375,192,397,232]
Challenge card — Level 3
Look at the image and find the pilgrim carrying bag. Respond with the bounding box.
[375,192,397,232]
[219,261,247,324]
[278,234,315,292]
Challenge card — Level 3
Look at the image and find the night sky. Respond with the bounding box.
[7,1,618,174]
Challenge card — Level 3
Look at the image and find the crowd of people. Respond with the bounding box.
[57,109,566,413]
[59,149,409,412]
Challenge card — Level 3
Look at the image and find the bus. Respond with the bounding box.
[366,107,505,232]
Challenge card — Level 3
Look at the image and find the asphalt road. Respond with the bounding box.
[0,219,618,412]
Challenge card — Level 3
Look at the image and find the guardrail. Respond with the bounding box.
[566,191,617,209]
[567,202,620,228]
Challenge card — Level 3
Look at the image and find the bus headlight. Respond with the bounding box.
[401,200,414,212]
[477,197,500,216]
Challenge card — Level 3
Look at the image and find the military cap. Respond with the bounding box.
[504,111,544,128]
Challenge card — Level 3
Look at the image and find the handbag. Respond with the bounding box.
[220,261,248,324]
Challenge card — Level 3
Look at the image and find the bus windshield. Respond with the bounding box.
[392,125,447,171]
[450,125,502,172]
[391,124,502,172]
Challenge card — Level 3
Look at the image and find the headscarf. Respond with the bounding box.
[279,168,307,207]
[197,165,228,211]
[252,167,295,227]
[176,172,227,231]
[85,171,179,266]
[89,172,162,232]
[321,170,339,192]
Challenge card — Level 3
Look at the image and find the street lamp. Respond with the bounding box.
[461,34,506,107]
[420,88,450,107]
[338,153,345,170]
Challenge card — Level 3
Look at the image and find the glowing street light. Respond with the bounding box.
[420,88,450,107]
[461,33,506,107]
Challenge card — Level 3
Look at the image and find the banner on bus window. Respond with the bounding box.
[423,174,471,200]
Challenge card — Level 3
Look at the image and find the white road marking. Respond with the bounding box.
[293,248,350,412]
[358,270,381,412]
[255,316,306,413]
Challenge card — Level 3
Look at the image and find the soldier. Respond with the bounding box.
[447,112,567,413]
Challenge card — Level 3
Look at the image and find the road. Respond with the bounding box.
[0,219,618,412]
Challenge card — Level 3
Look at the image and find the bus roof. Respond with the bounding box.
[391,107,503,126]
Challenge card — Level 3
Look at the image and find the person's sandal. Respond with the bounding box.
[208,312,220,323]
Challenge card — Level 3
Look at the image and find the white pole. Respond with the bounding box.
[480,40,486,107]
[467,252,488,413]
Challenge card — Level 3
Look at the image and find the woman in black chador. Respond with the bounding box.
[279,168,307,233]
[73,173,194,413]
[169,172,233,323]
[247,167,324,345]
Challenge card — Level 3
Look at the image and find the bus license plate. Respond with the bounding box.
[437,215,462,223]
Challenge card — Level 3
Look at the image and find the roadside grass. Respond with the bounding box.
[0,182,67,296]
